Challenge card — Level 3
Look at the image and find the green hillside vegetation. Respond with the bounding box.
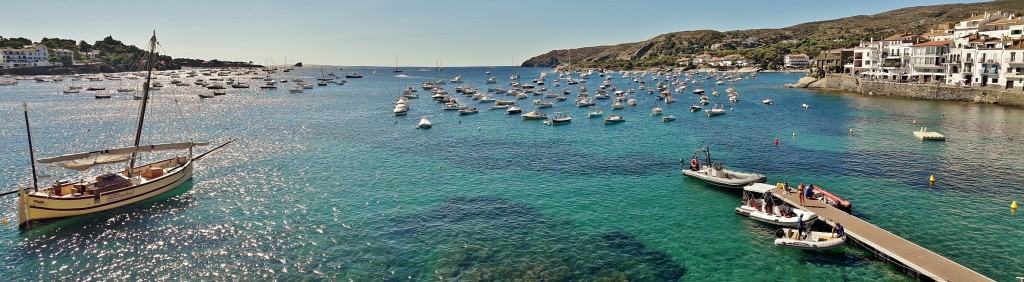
[0,35,258,71]
[523,0,1024,70]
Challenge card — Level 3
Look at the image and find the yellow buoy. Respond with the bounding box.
[929,175,936,185]
[1012,201,1019,210]
[1,218,7,226]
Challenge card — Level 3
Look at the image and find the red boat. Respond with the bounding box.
[810,185,853,212]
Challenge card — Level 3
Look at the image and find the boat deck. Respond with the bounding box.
[771,186,992,282]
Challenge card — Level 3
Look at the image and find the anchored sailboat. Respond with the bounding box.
[8,32,231,230]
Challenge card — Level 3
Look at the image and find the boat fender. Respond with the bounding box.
[775,229,786,238]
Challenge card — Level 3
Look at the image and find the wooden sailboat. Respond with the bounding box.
[9,32,231,230]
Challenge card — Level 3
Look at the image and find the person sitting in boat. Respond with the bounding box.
[690,157,700,171]
[832,223,845,238]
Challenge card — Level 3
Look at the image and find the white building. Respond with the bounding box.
[784,54,809,68]
[908,40,950,83]
[850,42,883,75]
[1,44,53,69]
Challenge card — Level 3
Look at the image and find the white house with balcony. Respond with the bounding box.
[908,40,950,83]
[1,44,53,69]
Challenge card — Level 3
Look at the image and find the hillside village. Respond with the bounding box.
[800,11,1024,90]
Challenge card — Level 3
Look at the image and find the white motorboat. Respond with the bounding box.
[458,107,478,115]
[627,99,637,106]
[416,117,432,129]
[544,112,572,126]
[611,101,624,109]
[537,101,554,108]
[706,103,726,117]
[490,104,509,110]
[450,76,464,83]
[394,104,409,116]
[289,86,304,93]
[588,108,604,118]
[690,105,702,112]
[521,110,547,120]
[94,92,112,99]
[699,95,709,105]
[774,228,846,250]
[662,115,676,122]
[198,92,216,99]
[680,146,765,188]
[603,114,625,124]
[506,106,522,114]
[802,103,809,109]
[651,106,663,116]
[763,99,774,105]
[576,98,595,107]
[345,72,363,78]
[734,183,818,228]
[485,77,498,84]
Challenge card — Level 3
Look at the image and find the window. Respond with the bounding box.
[1014,52,1018,62]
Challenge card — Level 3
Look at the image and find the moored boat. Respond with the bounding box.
[416,117,432,129]
[680,146,765,188]
[10,32,229,229]
[774,228,846,250]
[734,183,817,227]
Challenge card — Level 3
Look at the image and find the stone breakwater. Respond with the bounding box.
[785,74,1024,107]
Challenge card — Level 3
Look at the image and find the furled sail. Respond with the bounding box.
[36,142,208,171]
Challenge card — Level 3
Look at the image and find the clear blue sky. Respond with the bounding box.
[0,0,987,66]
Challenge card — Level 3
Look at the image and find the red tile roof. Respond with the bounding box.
[912,40,950,47]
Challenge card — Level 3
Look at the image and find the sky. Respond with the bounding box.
[0,0,989,67]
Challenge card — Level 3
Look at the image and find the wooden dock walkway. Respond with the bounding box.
[771,186,992,282]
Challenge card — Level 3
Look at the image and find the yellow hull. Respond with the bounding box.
[17,159,193,229]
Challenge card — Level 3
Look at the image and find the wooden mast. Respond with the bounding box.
[128,31,159,176]
[22,102,39,192]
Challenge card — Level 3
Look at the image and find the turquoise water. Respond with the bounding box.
[1,68,1022,281]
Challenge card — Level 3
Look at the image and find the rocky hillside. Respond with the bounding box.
[523,0,1024,69]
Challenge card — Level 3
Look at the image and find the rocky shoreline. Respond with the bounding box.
[785,74,1024,107]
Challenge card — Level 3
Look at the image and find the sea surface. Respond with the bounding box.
[1,67,1022,281]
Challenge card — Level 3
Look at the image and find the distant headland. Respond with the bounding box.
[0,35,261,75]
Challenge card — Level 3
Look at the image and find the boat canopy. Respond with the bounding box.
[743,183,776,194]
[37,142,208,171]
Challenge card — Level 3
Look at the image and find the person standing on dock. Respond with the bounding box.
[797,182,806,206]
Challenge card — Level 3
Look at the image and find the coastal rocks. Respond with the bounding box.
[784,76,819,88]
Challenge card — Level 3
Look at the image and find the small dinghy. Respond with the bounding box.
[416,117,432,129]
[763,99,774,105]
[774,228,846,251]
[802,103,809,109]
[662,115,676,122]
[734,183,817,227]
[681,146,765,188]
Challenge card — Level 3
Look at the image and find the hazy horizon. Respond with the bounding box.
[0,0,989,67]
